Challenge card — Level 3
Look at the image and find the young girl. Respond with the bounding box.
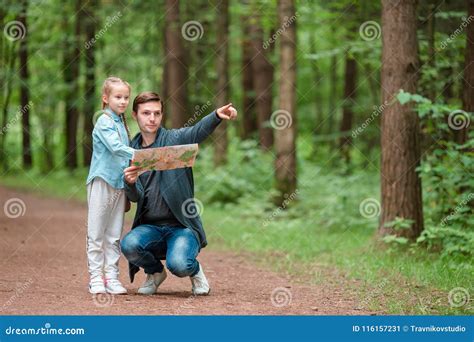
[86,77,135,294]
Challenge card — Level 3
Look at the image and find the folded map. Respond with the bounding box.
[132,144,199,174]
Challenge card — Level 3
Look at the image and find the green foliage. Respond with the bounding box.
[194,139,273,204]
[397,91,474,259]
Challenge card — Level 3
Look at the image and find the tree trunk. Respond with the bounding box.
[309,32,324,134]
[0,7,17,171]
[165,0,189,128]
[458,0,474,145]
[18,0,32,168]
[250,14,274,150]
[213,0,229,166]
[339,53,357,165]
[379,0,424,239]
[427,3,436,100]
[328,54,338,136]
[161,20,168,128]
[82,0,97,166]
[63,0,81,169]
[274,0,297,205]
[240,13,258,140]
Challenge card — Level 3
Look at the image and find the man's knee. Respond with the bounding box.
[166,257,195,277]
[120,233,140,260]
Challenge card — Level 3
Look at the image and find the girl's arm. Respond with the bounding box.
[95,115,135,159]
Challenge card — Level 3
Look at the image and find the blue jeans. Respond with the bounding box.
[120,224,200,277]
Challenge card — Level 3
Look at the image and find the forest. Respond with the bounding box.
[0,0,472,315]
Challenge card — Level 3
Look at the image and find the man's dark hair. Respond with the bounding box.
[132,91,163,113]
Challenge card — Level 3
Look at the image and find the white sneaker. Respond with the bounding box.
[137,269,167,295]
[191,265,210,295]
[105,278,127,295]
[89,276,106,294]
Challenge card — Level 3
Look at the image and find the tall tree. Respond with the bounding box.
[165,0,189,128]
[274,0,297,205]
[327,53,338,136]
[379,0,424,239]
[62,0,81,169]
[0,6,18,170]
[250,12,274,150]
[161,18,169,128]
[82,0,97,166]
[458,0,474,145]
[338,52,357,164]
[240,12,258,140]
[18,0,32,168]
[309,32,324,134]
[213,0,229,166]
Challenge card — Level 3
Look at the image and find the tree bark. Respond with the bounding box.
[339,53,357,165]
[240,13,258,140]
[165,0,189,128]
[250,13,274,150]
[82,0,97,166]
[63,0,81,169]
[379,0,424,239]
[213,0,229,166]
[18,0,32,168]
[274,0,297,205]
[458,0,474,145]
[328,54,338,136]
[309,32,324,134]
[0,7,17,170]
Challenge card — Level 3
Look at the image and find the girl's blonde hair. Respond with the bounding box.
[101,76,131,142]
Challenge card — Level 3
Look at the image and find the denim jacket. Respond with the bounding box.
[86,108,135,189]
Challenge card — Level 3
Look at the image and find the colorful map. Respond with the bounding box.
[132,144,199,175]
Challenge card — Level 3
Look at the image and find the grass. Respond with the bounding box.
[1,141,472,315]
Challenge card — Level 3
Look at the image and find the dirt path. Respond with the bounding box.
[0,187,373,315]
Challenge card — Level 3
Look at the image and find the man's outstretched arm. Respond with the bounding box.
[172,103,238,145]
